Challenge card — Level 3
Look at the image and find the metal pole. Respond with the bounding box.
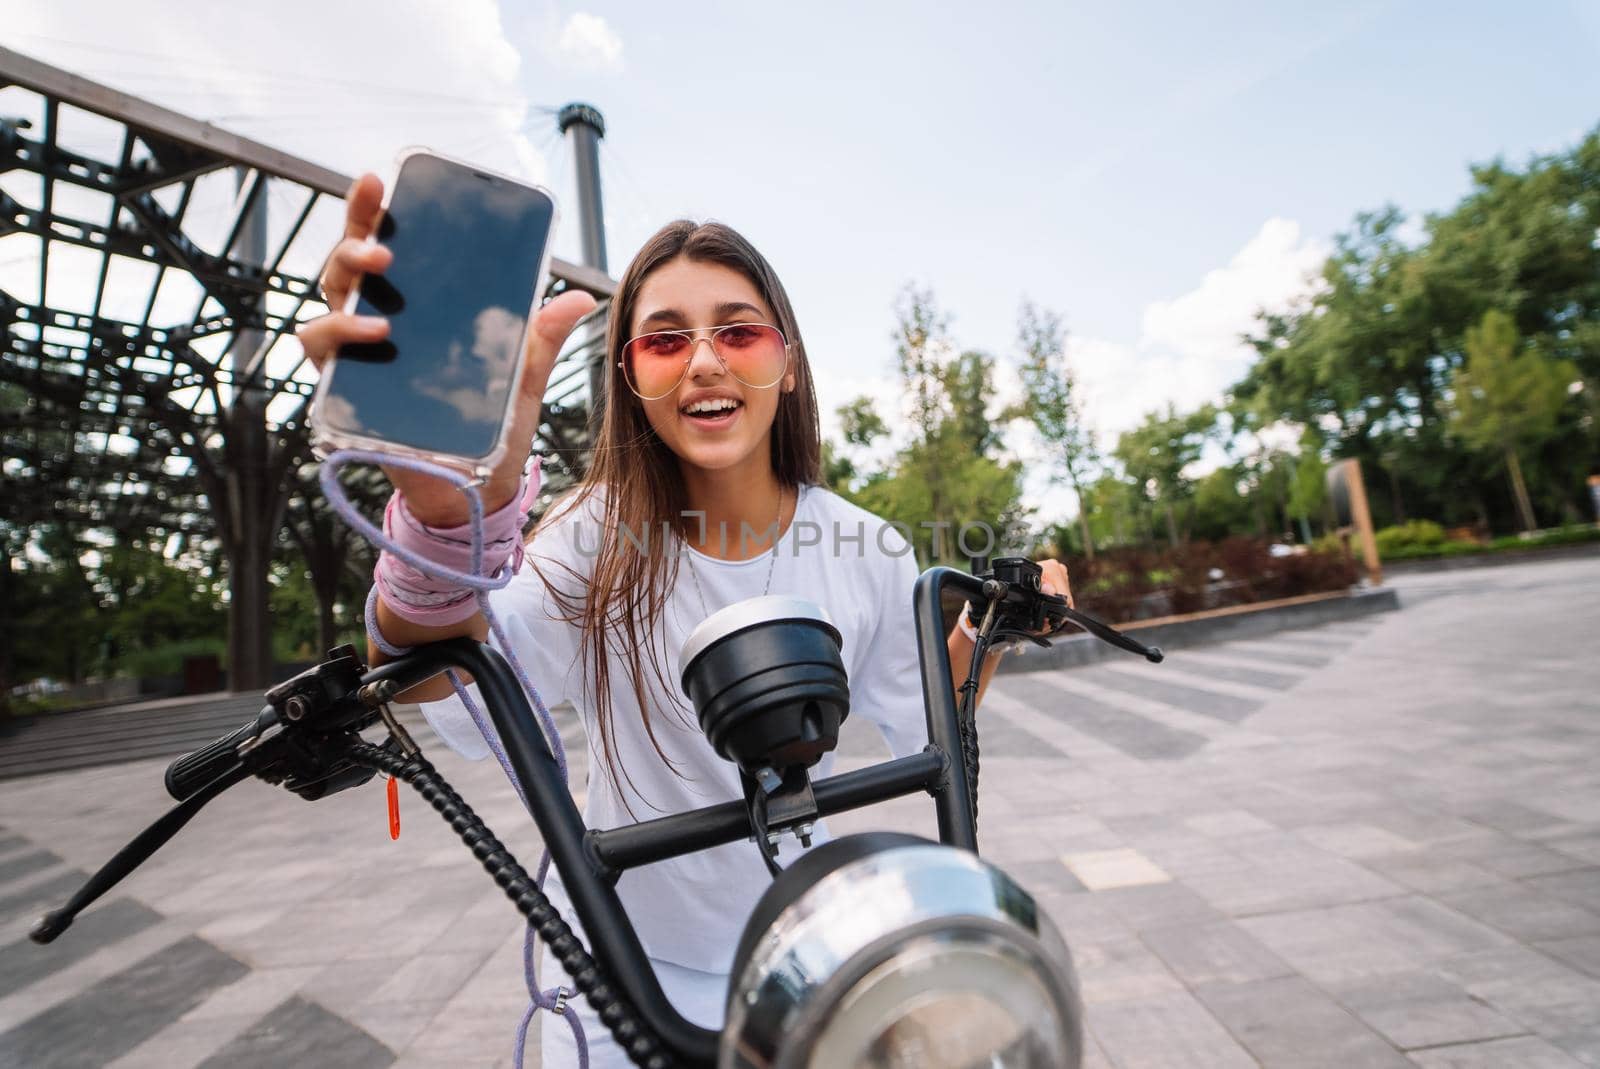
[558,103,610,445]
[227,165,274,690]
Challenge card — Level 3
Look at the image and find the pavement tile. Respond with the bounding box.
[1407,1035,1586,1068]
[0,897,162,996]
[400,1005,527,1065]
[0,936,250,1069]
[1184,809,1277,838]
[1081,1034,1116,1069]
[1073,663,1262,722]
[299,955,413,1017]
[1063,848,1172,891]
[1439,834,1593,879]
[182,964,322,1022]
[1439,885,1600,942]
[366,950,490,1007]
[1037,891,1133,949]
[1537,936,1600,980]
[1196,975,1411,1067]
[195,995,393,1069]
[0,849,64,890]
[1140,919,1294,987]
[1087,989,1256,1068]
[1361,853,1509,895]
[1299,822,1419,859]
[1525,867,1600,909]
[1238,897,1510,984]
[0,867,89,926]
[1096,882,1224,932]
[1550,1026,1600,1067]
[1437,946,1600,1036]
[1072,932,1186,1005]
[101,1012,263,1069]
[1459,800,1578,837]
[1184,853,1402,916]
[1325,970,1524,1050]
[1548,832,1600,866]
[1001,674,1211,760]
[341,998,443,1054]
[1002,858,1089,895]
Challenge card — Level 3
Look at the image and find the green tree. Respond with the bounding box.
[842,286,1026,567]
[838,395,889,448]
[1287,427,1329,537]
[1082,473,1148,549]
[1235,129,1600,532]
[97,536,227,666]
[1009,301,1100,558]
[1445,310,1579,532]
[1191,465,1255,542]
[1114,404,1216,546]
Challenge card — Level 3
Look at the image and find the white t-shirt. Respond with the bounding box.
[418,481,927,976]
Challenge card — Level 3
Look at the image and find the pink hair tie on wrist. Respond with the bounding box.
[374,458,542,626]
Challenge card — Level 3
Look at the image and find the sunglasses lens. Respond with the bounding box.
[714,324,787,388]
[624,332,693,398]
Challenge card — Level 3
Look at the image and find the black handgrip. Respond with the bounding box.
[165,707,273,801]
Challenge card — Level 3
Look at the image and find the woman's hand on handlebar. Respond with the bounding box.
[295,172,597,526]
[1036,558,1074,614]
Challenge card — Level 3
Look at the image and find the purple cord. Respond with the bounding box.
[322,449,582,1069]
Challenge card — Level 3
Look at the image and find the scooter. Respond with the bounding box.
[31,557,1162,1068]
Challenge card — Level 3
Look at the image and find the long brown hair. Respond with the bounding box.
[532,221,822,807]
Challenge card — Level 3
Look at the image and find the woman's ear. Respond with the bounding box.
[782,372,795,393]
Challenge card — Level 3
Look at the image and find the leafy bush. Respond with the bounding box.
[1378,523,1600,561]
[1060,538,1359,624]
[1375,520,1447,556]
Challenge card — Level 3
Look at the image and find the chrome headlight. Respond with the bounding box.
[721,833,1083,1069]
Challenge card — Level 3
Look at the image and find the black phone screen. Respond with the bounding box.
[317,153,555,463]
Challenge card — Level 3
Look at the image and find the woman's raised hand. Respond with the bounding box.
[296,173,597,526]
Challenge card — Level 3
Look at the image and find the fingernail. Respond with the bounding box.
[358,316,389,334]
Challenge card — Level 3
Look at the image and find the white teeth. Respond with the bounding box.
[684,398,739,415]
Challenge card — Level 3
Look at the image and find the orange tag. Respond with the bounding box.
[386,775,401,840]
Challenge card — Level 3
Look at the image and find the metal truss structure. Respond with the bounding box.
[0,47,615,687]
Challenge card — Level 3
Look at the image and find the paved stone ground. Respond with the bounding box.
[1,556,1597,1067]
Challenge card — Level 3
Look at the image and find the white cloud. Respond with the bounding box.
[1140,218,1327,364]
[996,218,1330,525]
[1075,218,1328,447]
[555,12,625,73]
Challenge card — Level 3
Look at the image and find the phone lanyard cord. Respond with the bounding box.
[319,449,587,1069]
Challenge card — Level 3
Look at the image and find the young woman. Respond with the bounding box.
[298,174,1072,1067]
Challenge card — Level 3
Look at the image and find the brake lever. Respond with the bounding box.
[30,763,250,944]
[1040,595,1164,663]
[972,556,1164,664]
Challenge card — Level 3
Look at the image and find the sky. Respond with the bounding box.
[5,1,1598,523]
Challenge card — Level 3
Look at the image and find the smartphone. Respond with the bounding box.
[310,148,559,475]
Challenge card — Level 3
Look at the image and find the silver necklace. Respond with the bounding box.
[685,486,788,619]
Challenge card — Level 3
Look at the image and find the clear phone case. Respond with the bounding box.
[308,146,560,480]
